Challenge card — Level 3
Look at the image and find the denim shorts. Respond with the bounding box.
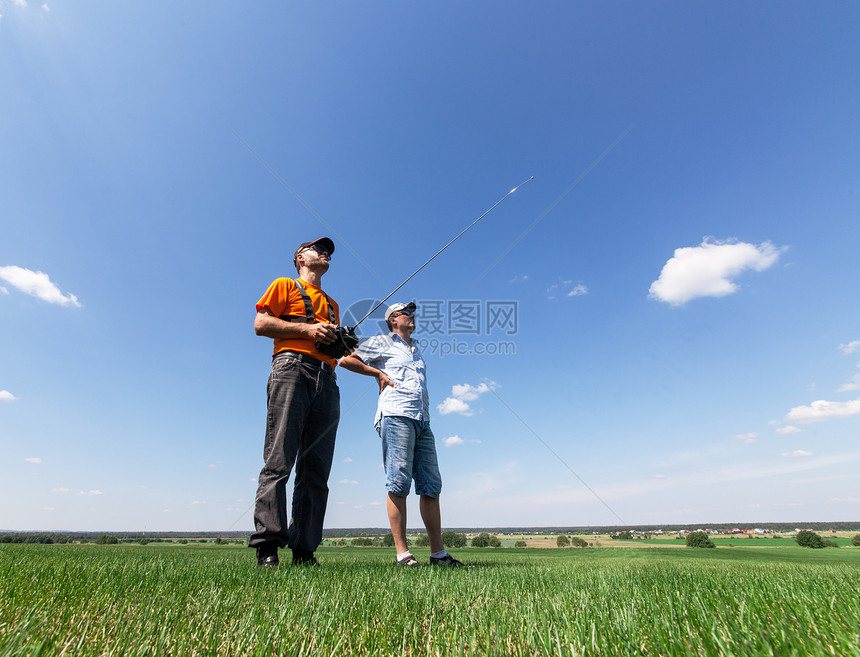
[378,416,442,498]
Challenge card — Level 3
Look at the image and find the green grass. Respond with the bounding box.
[2,544,859,656]
[643,536,859,548]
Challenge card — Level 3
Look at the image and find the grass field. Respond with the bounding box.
[2,544,859,656]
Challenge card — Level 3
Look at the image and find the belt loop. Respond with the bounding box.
[272,351,334,376]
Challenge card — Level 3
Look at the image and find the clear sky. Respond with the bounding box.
[2,2,859,532]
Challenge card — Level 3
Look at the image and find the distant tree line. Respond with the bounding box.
[4,525,858,546]
[470,532,501,547]
[329,531,478,548]
[0,534,61,544]
[556,535,589,547]
[609,531,651,541]
[0,533,245,545]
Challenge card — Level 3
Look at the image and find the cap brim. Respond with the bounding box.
[294,237,335,266]
[385,301,416,321]
[309,237,335,255]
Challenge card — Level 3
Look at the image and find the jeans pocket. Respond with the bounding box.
[270,357,299,381]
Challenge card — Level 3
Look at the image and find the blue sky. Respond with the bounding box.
[2,2,859,532]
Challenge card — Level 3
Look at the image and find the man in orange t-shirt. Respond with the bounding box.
[249,237,343,567]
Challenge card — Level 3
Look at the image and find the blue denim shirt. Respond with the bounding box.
[353,333,430,429]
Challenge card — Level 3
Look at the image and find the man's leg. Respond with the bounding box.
[413,421,443,553]
[250,357,310,553]
[289,367,340,559]
[419,495,443,554]
[387,492,410,555]
[379,416,417,561]
[412,421,464,565]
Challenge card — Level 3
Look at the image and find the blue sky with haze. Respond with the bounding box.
[2,2,859,531]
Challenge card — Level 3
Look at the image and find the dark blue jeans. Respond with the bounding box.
[249,353,340,553]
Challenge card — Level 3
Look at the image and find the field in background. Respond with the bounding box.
[322,530,860,549]
[2,544,859,656]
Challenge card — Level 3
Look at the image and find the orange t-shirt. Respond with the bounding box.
[256,277,341,367]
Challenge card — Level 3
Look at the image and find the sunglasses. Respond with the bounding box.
[303,244,331,258]
[394,310,414,317]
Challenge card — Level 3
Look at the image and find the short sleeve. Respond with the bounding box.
[353,335,387,365]
[256,278,294,317]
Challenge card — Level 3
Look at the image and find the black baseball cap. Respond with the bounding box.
[293,237,335,267]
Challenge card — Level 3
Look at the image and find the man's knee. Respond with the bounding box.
[386,482,411,497]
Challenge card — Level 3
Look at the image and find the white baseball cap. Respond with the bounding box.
[384,301,416,321]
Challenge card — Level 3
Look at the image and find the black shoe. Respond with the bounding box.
[429,553,466,568]
[256,543,279,568]
[291,550,319,566]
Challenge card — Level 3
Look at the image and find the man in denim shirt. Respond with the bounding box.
[340,302,464,567]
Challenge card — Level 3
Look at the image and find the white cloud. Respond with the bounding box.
[1,287,8,295]
[437,397,473,416]
[0,390,17,402]
[733,432,757,444]
[14,0,29,7]
[836,374,860,393]
[343,457,353,463]
[42,3,50,12]
[337,479,359,485]
[0,266,81,307]
[451,452,860,523]
[444,435,464,447]
[24,457,42,464]
[439,381,497,415]
[451,382,495,401]
[775,425,802,435]
[648,238,784,306]
[839,340,860,355]
[786,398,860,424]
[547,279,588,300]
[781,450,813,458]
[77,490,103,496]
[51,487,69,493]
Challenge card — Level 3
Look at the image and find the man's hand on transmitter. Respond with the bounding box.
[308,323,338,345]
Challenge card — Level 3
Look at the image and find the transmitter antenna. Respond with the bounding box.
[353,176,534,328]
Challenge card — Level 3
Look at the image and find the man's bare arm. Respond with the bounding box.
[254,309,338,344]
[339,354,395,393]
